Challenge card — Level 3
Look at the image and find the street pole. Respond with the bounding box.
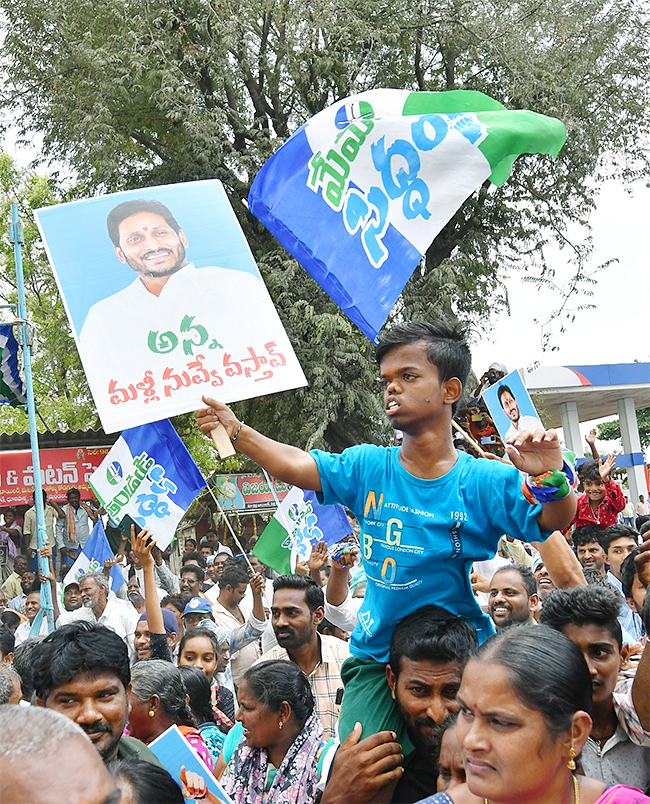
[9,202,54,632]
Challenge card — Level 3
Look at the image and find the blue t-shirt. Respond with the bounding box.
[311,446,549,662]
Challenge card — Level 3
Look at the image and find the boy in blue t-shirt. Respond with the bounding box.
[196,320,582,755]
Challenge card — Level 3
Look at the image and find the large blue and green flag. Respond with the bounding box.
[0,325,26,407]
[248,89,567,342]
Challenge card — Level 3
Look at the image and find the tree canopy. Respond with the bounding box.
[0,0,648,452]
[598,410,650,452]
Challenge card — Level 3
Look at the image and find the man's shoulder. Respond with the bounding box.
[319,633,350,665]
[117,735,164,767]
[257,644,289,664]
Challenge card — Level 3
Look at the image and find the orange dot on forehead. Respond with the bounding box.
[142,226,148,231]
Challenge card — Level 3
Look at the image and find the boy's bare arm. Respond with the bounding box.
[531,530,586,589]
[196,396,322,491]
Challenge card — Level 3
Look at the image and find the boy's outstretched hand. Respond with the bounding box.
[505,428,564,476]
[196,396,241,441]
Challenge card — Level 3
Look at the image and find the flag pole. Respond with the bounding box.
[9,202,54,632]
[204,485,255,575]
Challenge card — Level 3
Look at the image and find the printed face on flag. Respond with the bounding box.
[248,88,566,342]
[482,369,544,445]
[35,179,306,433]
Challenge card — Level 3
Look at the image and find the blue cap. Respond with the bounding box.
[138,608,179,634]
[183,597,213,616]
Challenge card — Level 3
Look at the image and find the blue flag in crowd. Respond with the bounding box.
[0,324,27,407]
[63,519,125,591]
[89,419,207,550]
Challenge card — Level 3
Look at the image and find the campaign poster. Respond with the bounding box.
[482,368,544,445]
[35,180,307,433]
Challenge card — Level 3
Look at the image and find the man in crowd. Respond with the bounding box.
[258,574,349,741]
[532,556,556,601]
[487,564,539,631]
[321,606,478,803]
[621,547,648,626]
[23,490,63,571]
[56,488,98,570]
[32,621,161,765]
[7,567,37,614]
[1,553,28,602]
[601,523,643,641]
[0,706,122,804]
[179,563,211,604]
[210,563,267,686]
[56,571,139,658]
[0,625,14,664]
[574,525,608,576]
[63,579,82,612]
[636,495,650,517]
[541,584,650,791]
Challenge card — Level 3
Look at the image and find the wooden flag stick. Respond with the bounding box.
[206,484,255,575]
[451,419,489,459]
[210,423,236,459]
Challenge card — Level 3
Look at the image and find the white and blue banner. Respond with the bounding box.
[248,88,566,342]
[0,325,26,407]
[89,419,206,549]
[63,519,125,591]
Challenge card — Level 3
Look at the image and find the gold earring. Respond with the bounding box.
[148,710,155,718]
[278,720,283,730]
[567,736,576,771]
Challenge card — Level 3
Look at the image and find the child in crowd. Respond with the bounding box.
[196,319,581,756]
[569,456,625,530]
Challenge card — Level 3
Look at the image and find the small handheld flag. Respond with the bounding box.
[89,419,206,549]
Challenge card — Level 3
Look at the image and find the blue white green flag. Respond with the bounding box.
[248,89,567,341]
[253,486,352,574]
[89,419,206,549]
[0,325,26,407]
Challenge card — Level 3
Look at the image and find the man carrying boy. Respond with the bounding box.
[196,319,581,761]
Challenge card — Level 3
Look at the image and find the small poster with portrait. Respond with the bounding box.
[481,368,544,446]
[35,180,307,433]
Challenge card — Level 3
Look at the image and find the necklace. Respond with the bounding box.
[483,774,579,804]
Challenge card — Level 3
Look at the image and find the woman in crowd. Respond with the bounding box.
[128,659,214,771]
[178,625,235,721]
[418,625,648,804]
[107,758,184,804]
[179,664,232,765]
[222,660,325,804]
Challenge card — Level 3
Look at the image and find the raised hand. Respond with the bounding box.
[599,454,616,481]
[505,428,564,476]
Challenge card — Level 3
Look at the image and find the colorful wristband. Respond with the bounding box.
[522,458,577,505]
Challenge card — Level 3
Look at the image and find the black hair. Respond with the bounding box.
[12,636,46,700]
[218,564,250,591]
[620,549,641,599]
[491,564,538,599]
[583,568,610,588]
[497,384,514,405]
[389,605,478,677]
[0,611,20,631]
[642,587,650,636]
[161,593,186,615]
[572,525,606,548]
[179,626,221,657]
[178,665,216,726]
[107,757,184,804]
[0,625,15,658]
[130,660,195,728]
[375,320,471,410]
[66,488,80,498]
[476,624,592,735]
[540,586,623,649]
[106,200,181,247]
[577,460,601,483]
[31,622,131,702]
[273,574,324,613]
[180,564,205,584]
[181,551,207,569]
[243,660,314,728]
[599,524,638,555]
[640,520,650,538]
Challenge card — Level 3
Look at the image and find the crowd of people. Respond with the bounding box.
[1,319,649,804]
